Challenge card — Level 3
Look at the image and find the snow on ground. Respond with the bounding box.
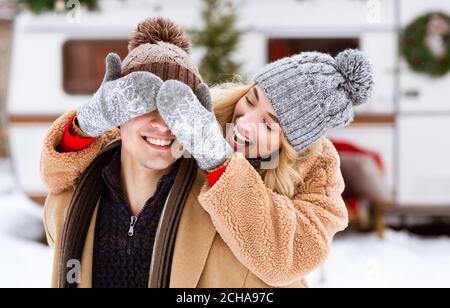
[0,159,52,288]
[308,230,450,288]
[0,159,449,288]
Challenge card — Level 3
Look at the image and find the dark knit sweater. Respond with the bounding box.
[92,149,180,288]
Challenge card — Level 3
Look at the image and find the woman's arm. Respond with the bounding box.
[40,110,120,194]
[198,138,348,287]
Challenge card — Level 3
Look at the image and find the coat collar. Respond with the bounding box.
[78,203,98,288]
[169,170,217,288]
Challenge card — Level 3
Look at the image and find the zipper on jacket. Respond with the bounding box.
[128,216,138,237]
[127,202,150,237]
[126,203,150,255]
[126,216,138,255]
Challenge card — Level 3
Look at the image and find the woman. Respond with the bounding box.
[41,36,373,285]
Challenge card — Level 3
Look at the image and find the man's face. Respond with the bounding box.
[120,110,183,171]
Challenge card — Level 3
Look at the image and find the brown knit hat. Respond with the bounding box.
[121,17,202,90]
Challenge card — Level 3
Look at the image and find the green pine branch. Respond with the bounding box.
[192,0,243,85]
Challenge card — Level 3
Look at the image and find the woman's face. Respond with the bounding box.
[226,85,283,159]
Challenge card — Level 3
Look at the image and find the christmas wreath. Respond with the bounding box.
[401,12,450,77]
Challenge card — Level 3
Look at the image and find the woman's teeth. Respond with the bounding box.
[145,137,173,147]
[233,126,251,144]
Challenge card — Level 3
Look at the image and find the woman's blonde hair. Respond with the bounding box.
[211,82,321,198]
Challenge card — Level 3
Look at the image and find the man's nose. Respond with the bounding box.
[151,111,171,134]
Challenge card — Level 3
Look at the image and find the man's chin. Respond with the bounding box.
[141,156,176,171]
[137,148,177,170]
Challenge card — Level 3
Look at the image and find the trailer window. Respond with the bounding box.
[268,38,360,62]
[63,40,129,95]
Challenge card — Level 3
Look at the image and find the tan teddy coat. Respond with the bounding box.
[40,110,348,288]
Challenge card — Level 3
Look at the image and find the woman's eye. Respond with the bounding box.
[264,120,274,131]
[245,97,254,107]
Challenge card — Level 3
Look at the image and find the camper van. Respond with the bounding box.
[6,0,450,210]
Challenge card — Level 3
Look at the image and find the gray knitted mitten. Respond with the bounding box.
[156,80,232,171]
[77,53,164,137]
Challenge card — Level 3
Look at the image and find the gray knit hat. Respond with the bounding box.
[254,49,374,154]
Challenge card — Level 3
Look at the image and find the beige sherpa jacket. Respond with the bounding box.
[41,110,348,287]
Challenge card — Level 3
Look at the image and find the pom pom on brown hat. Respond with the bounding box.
[121,16,202,90]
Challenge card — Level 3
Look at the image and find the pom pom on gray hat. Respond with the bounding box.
[335,49,374,106]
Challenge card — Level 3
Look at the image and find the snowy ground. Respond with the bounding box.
[0,159,449,288]
[0,159,52,288]
[309,230,450,288]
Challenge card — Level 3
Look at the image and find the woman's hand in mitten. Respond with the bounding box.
[77,53,164,137]
[156,80,233,171]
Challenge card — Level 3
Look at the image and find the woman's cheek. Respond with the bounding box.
[267,131,281,154]
[267,136,273,153]
[258,132,272,154]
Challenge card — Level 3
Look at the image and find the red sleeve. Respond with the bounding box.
[58,114,96,153]
[206,164,228,186]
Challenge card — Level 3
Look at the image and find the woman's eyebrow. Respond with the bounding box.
[267,112,280,125]
[253,87,260,101]
[252,86,279,124]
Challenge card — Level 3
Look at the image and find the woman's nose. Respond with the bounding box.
[237,119,255,140]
